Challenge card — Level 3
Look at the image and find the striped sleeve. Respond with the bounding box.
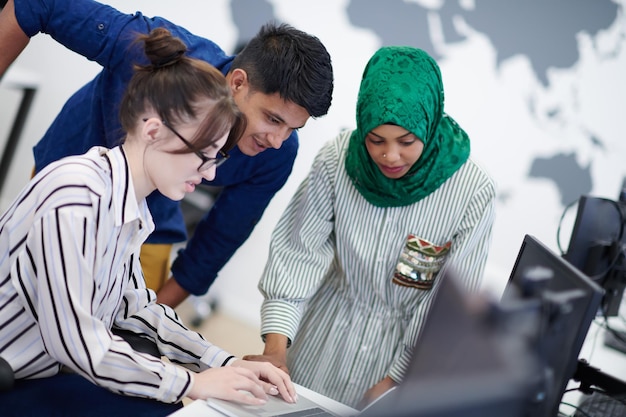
[114,275,236,372]
[19,206,191,403]
[258,140,337,342]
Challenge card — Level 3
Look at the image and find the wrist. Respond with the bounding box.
[381,376,399,392]
[262,333,289,356]
[221,355,236,367]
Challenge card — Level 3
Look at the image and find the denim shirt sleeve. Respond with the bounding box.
[14,0,228,75]
[170,133,299,295]
[16,0,144,76]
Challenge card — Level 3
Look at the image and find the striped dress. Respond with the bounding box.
[0,146,234,403]
[259,130,497,407]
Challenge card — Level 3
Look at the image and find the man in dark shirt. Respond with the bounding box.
[0,0,334,308]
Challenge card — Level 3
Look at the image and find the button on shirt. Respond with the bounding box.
[0,147,234,403]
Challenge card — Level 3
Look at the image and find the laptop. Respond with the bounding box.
[206,389,357,417]
[206,267,535,417]
[206,383,398,417]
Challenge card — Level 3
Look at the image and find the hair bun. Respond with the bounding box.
[140,27,188,70]
[153,49,185,69]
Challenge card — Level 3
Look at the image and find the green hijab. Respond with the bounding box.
[345,46,470,207]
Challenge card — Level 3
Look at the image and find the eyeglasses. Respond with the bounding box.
[161,119,230,172]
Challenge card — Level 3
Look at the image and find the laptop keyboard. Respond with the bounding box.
[574,392,626,417]
[277,407,336,417]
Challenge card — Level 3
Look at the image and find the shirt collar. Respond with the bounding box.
[103,146,154,234]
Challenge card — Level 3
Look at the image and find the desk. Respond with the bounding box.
[0,67,39,197]
[169,383,358,417]
[559,318,626,415]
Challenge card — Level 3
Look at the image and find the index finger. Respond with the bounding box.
[264,365,297,403]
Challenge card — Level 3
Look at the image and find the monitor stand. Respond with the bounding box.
[573,359,626,395]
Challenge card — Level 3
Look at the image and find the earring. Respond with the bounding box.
[383,153,387,158]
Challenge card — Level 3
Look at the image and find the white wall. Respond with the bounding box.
[1,0,626,332]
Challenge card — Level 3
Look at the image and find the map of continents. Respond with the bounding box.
[231,0,623,207]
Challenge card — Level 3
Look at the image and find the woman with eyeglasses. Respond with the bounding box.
[0,28,295,416]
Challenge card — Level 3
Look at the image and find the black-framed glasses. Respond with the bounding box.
[160,119,229,172]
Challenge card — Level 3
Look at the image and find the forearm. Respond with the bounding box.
[156,275,190,308]
[0,0,29,78]
[359,376,398,409]
[240,332,288,372]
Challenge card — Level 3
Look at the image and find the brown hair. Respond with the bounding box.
[119,28,245,152]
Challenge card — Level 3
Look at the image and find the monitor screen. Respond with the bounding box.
[563,195,626,317]
[362,267,538,417]
[503,234,604,417]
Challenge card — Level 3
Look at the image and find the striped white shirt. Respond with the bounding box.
[0,146,234,403]
[259,130,497,407]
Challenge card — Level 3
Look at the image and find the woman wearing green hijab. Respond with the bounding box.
[245,46,497,408]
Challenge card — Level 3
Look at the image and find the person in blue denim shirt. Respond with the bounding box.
[0,0,334,308]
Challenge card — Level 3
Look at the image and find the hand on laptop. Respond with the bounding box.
[231,359,297,404]
[243,333,290,373]
[242,352,289,373]
[187,366,268,404]
[186,361,296,405]
[357,376,398,410]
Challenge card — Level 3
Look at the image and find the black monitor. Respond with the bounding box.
[362,268,538,417]
[502,234,604,417]
[563,194,626,317]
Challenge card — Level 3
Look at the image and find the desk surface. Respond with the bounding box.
[169,383,358,417]
[560,318,626,414]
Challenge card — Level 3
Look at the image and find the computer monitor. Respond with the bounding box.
[563,194,626,317]
[362,267,539,417]
[503,234,604,417]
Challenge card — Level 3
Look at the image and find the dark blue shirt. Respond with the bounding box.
[15,0,298,295]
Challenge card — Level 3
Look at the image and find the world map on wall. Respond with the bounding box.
[345,0,620,207]
[231,0,622,209]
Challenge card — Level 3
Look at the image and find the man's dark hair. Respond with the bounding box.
[231,22,333,118]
